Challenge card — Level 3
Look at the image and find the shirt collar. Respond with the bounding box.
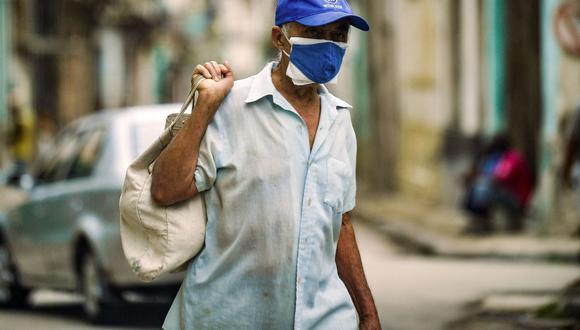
[245,62,353,111]
[318,84,353,110]
[244,62,278,104]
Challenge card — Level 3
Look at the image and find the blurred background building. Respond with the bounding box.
[378,0,580,235]
[0,0,579,234]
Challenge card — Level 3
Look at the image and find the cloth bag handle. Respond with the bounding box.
[167,75,206,131]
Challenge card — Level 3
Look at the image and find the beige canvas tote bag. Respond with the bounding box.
[119,76,207,282]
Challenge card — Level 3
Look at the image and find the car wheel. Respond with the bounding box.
[0,242,29,308]
[81,252,117,323]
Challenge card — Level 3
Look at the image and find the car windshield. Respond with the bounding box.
[132,121,167,157]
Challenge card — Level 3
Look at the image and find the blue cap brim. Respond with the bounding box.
[296,11,370,31]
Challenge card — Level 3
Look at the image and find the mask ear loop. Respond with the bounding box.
[280,31,292,58]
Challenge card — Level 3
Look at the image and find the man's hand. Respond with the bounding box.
[151,60,234,206]
[192,60,234,107]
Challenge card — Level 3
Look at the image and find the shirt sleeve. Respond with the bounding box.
[343,112,357,213]
[194,109,228,193]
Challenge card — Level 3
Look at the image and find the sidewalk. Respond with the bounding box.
[448,279,580,329]
[354,193,580,262]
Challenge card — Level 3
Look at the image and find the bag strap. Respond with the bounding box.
[167,75,206,131]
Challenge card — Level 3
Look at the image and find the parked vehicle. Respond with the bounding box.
[0,105,185,323]
[0,164,29,213]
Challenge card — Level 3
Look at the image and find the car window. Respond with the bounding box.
[67,128,106,180]
[35,129,83,184]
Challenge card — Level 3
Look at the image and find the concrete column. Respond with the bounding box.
[367,0,400,192]
[215,0,274,78]
[98,28,126,109]
[446,0,461,132]
[504,0,542,182]
[460,0,481,135]
[133,49,156,105]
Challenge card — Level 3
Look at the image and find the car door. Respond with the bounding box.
[46,126,107,284]
[10,127,80,283]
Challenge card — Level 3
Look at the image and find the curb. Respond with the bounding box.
[354,207,580,263]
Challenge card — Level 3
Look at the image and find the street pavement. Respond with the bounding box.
[355,220,580,330]
[0,220,578,329]
[0,290,169,329]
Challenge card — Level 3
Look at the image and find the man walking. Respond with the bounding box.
[152,0,380,328]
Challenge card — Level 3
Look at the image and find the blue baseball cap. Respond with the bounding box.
[276,0,370,32]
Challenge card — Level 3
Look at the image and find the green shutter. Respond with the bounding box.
[485,0,506,134]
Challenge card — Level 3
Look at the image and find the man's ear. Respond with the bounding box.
[271,26,285,51]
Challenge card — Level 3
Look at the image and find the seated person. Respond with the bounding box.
[462,134,534,234]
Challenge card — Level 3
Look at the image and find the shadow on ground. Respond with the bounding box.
[5,302,171,328]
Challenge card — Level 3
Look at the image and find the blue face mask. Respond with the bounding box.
[282,34,348,85]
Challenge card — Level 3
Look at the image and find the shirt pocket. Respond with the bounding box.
[323,157,350,214]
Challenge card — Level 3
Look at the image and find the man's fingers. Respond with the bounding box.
[195,64,211,79]
[210,61,222,80]
[204,62,218,81]
[195,61,232,84]
[224,60,233,73]
[222,61,234,78]
[218,64,229,74]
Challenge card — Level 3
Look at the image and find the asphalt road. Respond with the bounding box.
[355,221,580,330]
[0,221,578,330]
[0,290,169,329]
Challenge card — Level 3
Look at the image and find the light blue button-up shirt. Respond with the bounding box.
[162,62,358,330]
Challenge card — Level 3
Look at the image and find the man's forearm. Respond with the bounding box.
[151,91,222,206]
[336,212,380,327]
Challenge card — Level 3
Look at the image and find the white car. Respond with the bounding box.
[0,105,185,323]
